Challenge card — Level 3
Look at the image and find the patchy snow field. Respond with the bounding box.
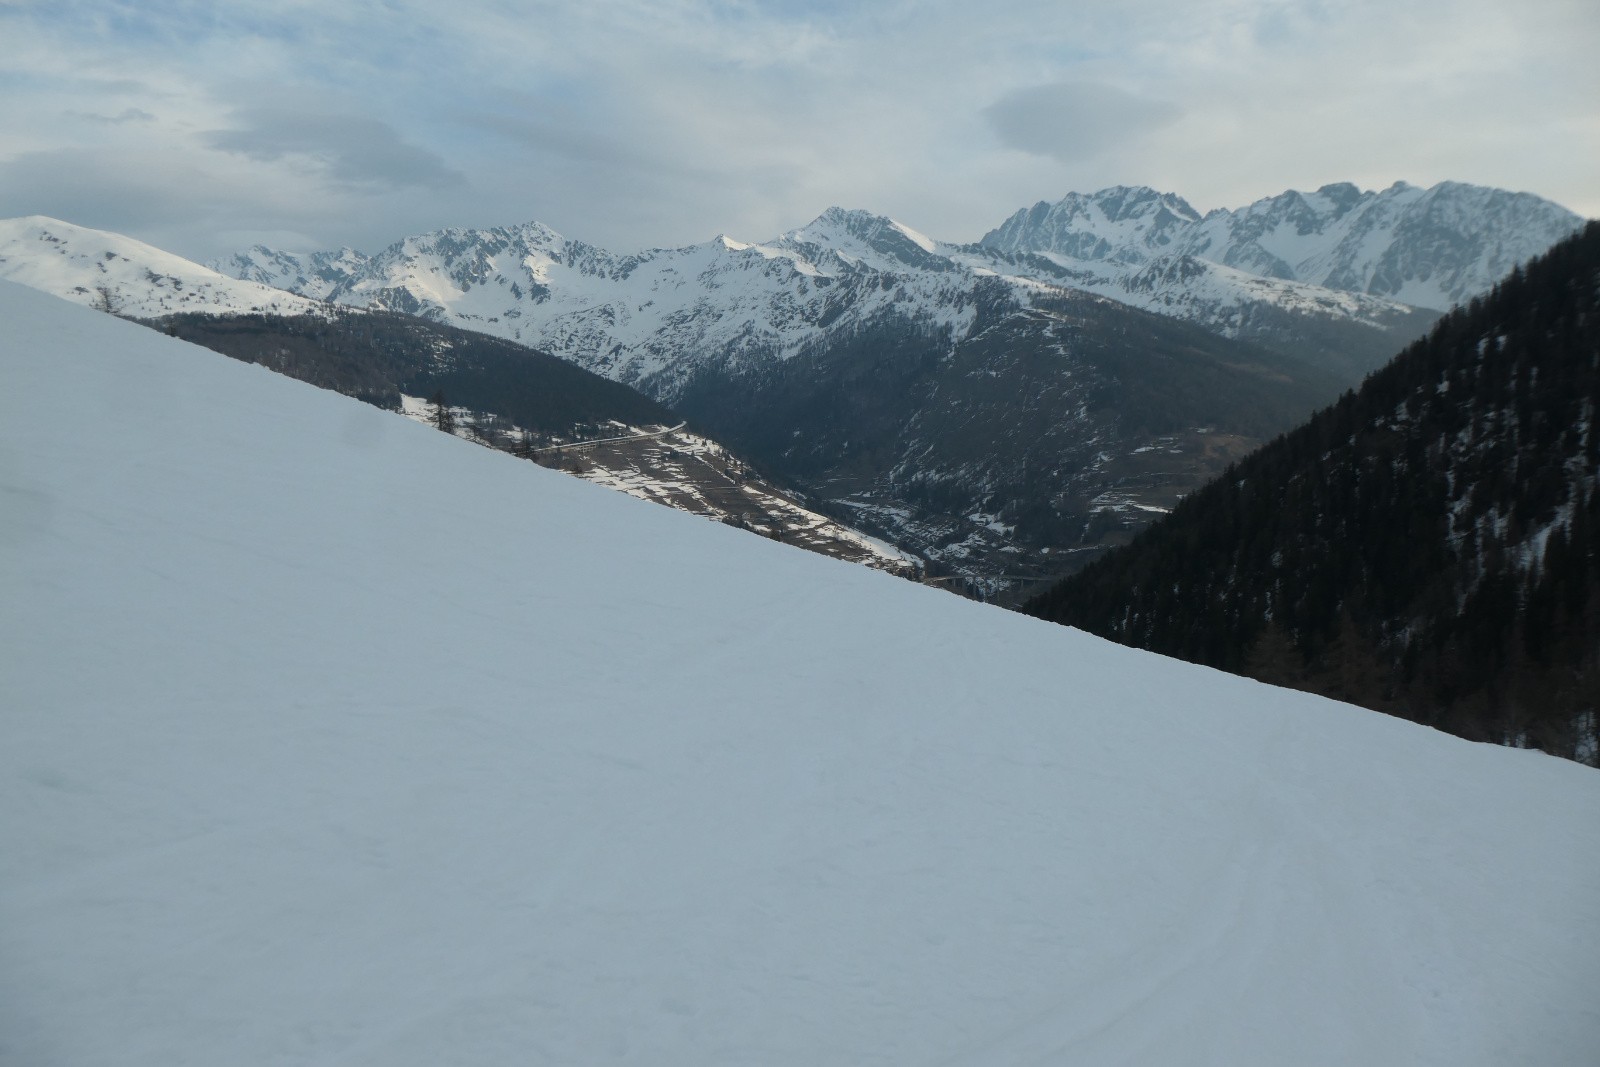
[395,395,913,574]
[3,281,1598,1066]
[0,216,325,319]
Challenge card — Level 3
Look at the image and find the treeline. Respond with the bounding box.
[1026,222,1600,764]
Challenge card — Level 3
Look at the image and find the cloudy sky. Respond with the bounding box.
[2,0,1596,261]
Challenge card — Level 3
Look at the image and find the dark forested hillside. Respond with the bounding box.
[669,283,1349,581]
[154,309,677,433]
[1026,222,1600,764]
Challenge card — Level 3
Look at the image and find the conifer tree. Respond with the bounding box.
[430,390,455,435]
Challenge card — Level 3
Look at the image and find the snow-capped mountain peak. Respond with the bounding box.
[776,207,952,274]
[982,185,1203,265]
[210,244,370,300]
[994,181,1584,311]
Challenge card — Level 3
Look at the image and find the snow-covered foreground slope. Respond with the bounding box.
[0,216,324,319]
[3,281,1598,1066]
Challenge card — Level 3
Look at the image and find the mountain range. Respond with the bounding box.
[201,181,1588,585]
[207,188,1485,393]
[0,181,1583,588]
[5,181,1599,1060]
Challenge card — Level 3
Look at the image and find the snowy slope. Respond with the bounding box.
[984,182,1585,311]
[0,216,325,318]
[392,395,915,574]
[5,280,1599,1066]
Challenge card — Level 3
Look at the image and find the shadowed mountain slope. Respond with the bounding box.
[1027,222,1600,763]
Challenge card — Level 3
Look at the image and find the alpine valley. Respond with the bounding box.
[202,180,1588,588]
[2,181,1581,592]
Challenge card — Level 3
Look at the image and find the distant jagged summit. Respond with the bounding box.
[981,186,1202,266]
[210,245,370,301]
[773,207,952,273]
[982,181,1584,311]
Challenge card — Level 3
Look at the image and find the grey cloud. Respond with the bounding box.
[472,111,667,174]
[984,81,1180,162]
[203,108,465,191]
[452,93,815,248]
[71,107,157,125]
[0,144,422,261]
[0,148,206,232]
[72,77,154,95]
[463,87,731,186]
